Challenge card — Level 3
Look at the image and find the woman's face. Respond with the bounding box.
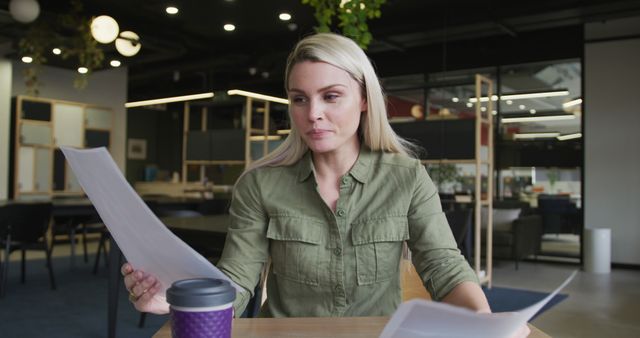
[287,61,366,155]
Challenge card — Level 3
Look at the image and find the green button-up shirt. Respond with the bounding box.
[218,147,477,317]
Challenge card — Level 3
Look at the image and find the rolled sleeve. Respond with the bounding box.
[217,171,269,316]
[406,163,478,301]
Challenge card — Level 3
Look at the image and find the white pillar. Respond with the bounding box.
[0,59,12,199]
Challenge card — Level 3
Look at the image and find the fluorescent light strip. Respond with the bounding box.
[562,98,582,108]
[227,89,289,104]
[276,129,291,135]
[249,135,281,141]
[501,90,569,100]
[557,132,582,141]
[469,90,569,103]
[513,132,560,139]
[502,115,576,123]
[125,92,214,108]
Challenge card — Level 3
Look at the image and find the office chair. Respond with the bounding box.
[0,202,56,298]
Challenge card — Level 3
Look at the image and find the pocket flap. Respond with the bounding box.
[351,216,409,245]
[266,216,324,244]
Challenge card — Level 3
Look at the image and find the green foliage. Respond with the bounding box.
[427,163,461,188]
[18,0,105,93]
[547,168,559,187]
[301,0,386,49]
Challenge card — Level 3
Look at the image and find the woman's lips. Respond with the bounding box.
[307,129,332,139]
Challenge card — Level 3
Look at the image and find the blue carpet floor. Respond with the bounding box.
[483,286,568,320]
[0,256,168,338]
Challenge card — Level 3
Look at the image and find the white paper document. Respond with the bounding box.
[61,147,243,297]
[380,270,577,338]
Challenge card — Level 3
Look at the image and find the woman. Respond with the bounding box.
[124,33,527,335]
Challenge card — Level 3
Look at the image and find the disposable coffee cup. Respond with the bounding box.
[167,278,236,338]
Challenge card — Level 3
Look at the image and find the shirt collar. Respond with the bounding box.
[296,144,374,184]
[297,151,315,182]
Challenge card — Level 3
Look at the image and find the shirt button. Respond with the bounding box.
[341,177,349,184]
[337,209,346,217]
[334,248,342,256]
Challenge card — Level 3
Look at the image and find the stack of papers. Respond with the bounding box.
[380,271,576,338]
[61,147,242,297]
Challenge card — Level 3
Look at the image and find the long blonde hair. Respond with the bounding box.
[244,33,416,174]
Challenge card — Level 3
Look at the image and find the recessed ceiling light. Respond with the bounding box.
[52,48,62,55]
[529,109,536,114]
[451,97,459,102]
[468,94,498,103]
[519,104,526,110]
[78,67,88,74]
[480,106,487,112]
[466,102,473,108]
[492,110,497,115]
[110,60,121,67]
[279,13,291,21]
[21,56,33,63]
[506,100,513,105]
[166,6,179,15]
[224,24,235,32]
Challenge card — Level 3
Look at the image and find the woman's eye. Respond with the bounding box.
[291,96,307,104]
[324,93,339,101]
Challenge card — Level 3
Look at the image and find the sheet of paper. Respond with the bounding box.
[380,270,577,338]
[61,147,243,298]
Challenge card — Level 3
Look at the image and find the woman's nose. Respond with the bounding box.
[308,101,324,121]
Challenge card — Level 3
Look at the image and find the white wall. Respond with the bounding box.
[10,63,128,172]
[0,60,11,199]
[585,17,640,265]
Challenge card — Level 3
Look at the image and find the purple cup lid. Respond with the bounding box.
[167,278,236,308]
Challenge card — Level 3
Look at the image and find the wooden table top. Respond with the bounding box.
[152,316,551,338]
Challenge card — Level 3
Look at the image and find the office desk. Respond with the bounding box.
[108,214,230,338]
[152,317,551,338]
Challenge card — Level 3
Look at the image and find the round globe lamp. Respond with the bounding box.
[9,0,40,23]
[115,31,141,57]
[91,15,120,44]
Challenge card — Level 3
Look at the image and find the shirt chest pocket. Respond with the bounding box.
[266,216,325,286]
[351,217,409,285]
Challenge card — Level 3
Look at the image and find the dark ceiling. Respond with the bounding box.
[1,0,639,101]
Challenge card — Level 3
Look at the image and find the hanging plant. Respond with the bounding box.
[18,21,51,96]
[301,0,386,49]
[58,4,105,89]
[17,0,104,93]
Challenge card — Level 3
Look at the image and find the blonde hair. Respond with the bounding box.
[244,33,416,173]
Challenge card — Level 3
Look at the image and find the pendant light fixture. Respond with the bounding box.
[9,0,40,23]
[115,31,141,57]
[90,15,120,44]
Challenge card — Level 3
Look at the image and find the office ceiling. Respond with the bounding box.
[1,0,639,102]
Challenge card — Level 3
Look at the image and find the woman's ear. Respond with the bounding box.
[360,98,367,113]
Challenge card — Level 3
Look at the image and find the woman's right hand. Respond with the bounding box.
[121,262,170,314]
